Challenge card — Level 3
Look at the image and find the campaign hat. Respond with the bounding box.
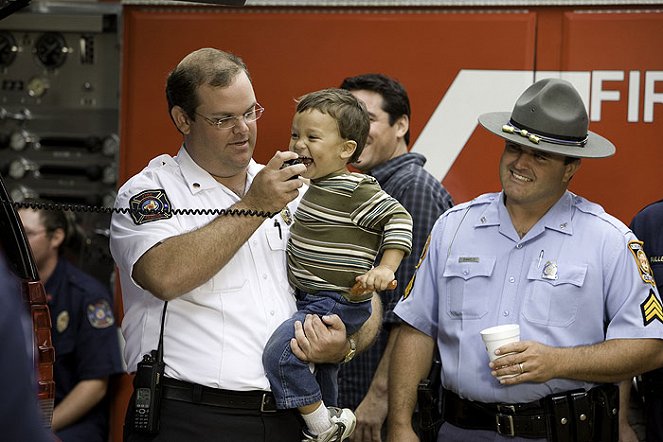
[478,78,615,158]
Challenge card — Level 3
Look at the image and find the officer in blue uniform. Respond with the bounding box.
[621,199,663,442]
[388,78,663,442]
[19,203,124,442]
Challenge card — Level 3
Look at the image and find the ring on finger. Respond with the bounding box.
[519,362,525,374]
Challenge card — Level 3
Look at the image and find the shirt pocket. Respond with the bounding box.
[523,261,587,327]
[265,221,288,251]
[264,221,291,290]
[442,255,496,319]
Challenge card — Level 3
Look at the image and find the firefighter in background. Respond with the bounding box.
[18,201,123,442]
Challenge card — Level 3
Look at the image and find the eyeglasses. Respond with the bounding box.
[25,229,47,238]
[195,104,265,130]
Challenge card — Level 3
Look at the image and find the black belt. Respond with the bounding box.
[442,389,548,438]
[162,377,278,412]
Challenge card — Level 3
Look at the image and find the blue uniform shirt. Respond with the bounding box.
[395,191,663,404]
[631,199,663,293]
[46,258,124,442]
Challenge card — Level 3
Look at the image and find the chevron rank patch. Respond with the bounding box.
[87,299,115,329]
[129,189,172,225]
[628,241,656,286]
[403,234,431,300]
[641,289,663,326]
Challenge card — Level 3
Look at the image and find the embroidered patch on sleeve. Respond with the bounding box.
[87,299,115,329]
[628,241,656,286]
[129,189,173,225]
[641,288,663,326]
[403,234,432,300]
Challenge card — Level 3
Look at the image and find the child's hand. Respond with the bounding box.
[350,266,398,297]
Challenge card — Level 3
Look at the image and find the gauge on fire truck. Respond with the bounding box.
[34,32,70,69]
[26,77,49,98]
[0,31,19,68]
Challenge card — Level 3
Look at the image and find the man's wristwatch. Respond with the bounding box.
[342,336,357,364]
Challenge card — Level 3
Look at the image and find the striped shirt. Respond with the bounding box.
[338,152,454,409]
[287,171,412,301]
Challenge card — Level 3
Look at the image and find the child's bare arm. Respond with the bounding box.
[352,249,405,295]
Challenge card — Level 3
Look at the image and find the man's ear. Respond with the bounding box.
[49,227,65,251]
[171,106,191,135]
[395,114,409,139]
[563,158,582,183]
[340,140,357,160]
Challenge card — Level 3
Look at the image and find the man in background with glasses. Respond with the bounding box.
[110,47,381,442]
[18,201,123,442]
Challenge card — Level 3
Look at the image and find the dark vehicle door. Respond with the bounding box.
[0,173,56,427]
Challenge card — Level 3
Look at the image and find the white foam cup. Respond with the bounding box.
[480,324,520,362]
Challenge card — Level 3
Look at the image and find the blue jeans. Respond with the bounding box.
[263,290,372,410]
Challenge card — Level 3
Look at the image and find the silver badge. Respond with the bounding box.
[542,261,558,280]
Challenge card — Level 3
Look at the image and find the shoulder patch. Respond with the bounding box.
[641,289,663,326]
[403,234,432,300]
[129,189,173,225]
[87,299,115,329]
[628,241,656,286]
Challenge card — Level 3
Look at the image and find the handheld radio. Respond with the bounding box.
[132,302,167,434]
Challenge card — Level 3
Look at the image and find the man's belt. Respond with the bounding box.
[442,389,548,438]
[162,377,278,412]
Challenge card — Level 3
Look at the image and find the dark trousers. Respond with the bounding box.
[646,397,663,442]
[124,394,303,442]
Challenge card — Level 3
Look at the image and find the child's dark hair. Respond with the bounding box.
[295,88,370,164]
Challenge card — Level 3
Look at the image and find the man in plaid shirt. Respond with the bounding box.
[338,74,454,441]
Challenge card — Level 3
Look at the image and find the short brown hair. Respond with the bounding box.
[166,48,249,121]
[295,88,370,164]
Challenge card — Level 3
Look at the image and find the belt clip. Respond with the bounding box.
[496,413,516,437]
[260,393,276,413]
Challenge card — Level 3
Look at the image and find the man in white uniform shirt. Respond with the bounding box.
[110,48,381,442]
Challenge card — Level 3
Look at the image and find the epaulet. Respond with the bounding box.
[146,154,176,169]
[574,194,630,235]
[444,193,494,215]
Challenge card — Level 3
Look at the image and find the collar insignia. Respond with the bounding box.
[280,208,293,226]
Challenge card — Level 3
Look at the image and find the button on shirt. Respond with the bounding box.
[110,147,300,391]
[394,191,663,404]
